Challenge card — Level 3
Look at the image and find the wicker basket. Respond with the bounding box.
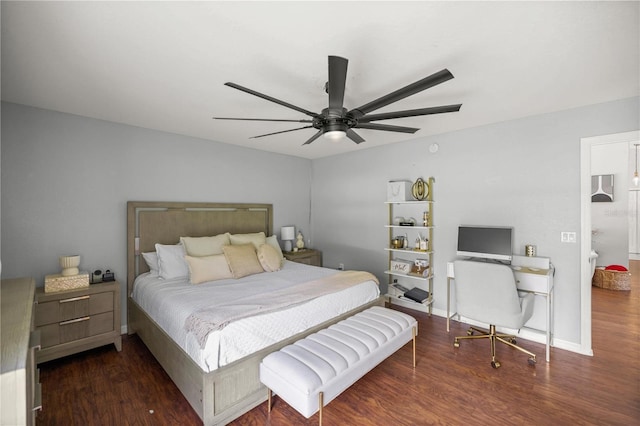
[592,268,631,291]
[44,272,90,293]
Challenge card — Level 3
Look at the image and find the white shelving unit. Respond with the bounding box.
[385,178,435,315]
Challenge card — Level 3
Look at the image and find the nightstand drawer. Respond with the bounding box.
[39,311,114,347]
[35,291,113,326]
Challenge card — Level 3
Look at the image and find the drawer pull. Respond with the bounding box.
[59,295,90,304]
[59,316,90,326]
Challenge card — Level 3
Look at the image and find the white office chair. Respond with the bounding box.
[453,260,536,368]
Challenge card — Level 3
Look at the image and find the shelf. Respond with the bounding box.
[384,271,433,281]
[385,248,432,254]
[384,200,432,205]
[385,225,433,230]
[385,293,434,307]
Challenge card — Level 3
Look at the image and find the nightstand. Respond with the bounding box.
[34,280,122,363]
[284,249,323,267]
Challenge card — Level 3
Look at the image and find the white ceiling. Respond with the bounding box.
[2,1,639,159]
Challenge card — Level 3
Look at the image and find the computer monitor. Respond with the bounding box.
[456,225,513,262]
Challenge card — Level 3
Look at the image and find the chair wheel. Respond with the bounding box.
[491,360,501,369]
[467,329,473,336]
[509,338,517,344]
[454,340,460,348]
[528,357,537,365]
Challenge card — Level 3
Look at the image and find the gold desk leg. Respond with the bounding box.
[267,388,272,413]
[318,391,324,426]
[412,326,417,368]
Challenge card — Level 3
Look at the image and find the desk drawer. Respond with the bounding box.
[35,291,113,326]
[514,271,548,293]
[38,311,114,347]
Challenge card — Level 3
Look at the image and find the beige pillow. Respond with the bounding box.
[266,234,284,261]
[257,244,282,272]
[185,254,233,284]
[229,232,266,249]
[222,244,264,278]
[180,234,230,257]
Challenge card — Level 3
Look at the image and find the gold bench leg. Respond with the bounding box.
[318,391,324,426]
[267,388,272,413]
[412,326,417,368]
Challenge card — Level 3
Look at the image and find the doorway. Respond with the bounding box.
[580,130,640,357]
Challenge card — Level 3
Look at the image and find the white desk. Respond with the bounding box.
[446,261,554,362]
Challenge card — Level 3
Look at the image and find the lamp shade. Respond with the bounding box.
[281,226,295,241]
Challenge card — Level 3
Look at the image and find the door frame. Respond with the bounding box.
[580,130,639,356]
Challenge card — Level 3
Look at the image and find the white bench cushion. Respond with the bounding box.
[260,306,417,418]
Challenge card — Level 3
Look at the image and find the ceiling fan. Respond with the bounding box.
[213,56,461,146]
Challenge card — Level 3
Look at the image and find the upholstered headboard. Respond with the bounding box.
[126,201,273,303]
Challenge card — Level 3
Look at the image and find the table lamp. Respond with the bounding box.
[281,226,295,252]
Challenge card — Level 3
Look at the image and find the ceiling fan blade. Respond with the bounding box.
[250,126,314,139]
[302,130,324,145]
[357,104,462,123]
[213,117,313,123]
[346,129,365,144]
[354,123,419,134]
[225,82,319,118]
[348,69,455,119]
[328,56,348,111]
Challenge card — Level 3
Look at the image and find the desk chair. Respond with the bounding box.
[453,260,536,368]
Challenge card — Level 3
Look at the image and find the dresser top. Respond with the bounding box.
[1,277,36,374]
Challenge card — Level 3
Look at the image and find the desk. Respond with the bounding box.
[447,261,554,362]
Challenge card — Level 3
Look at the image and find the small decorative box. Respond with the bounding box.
[390,259,412,275]
[387,180,412,202]
[44,272,90,293]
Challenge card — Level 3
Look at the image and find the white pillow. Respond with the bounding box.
[155,243,189,280]
[229,232,266,250]
[266,235,284,261]
[141,252,159,275]
[185,254,233,284]
[180,234,230,257]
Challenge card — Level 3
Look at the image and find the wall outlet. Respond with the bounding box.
[561,231,577,243]
[338,263,344,270]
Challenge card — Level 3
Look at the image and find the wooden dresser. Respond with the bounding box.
[283,249,323,267]
[1,277,41,425]
[34,280,122,363]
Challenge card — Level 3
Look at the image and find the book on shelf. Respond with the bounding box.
[403,287,430,303]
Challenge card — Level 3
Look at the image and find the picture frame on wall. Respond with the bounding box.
[591,174,614,202]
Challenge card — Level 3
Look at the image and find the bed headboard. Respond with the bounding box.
[126,201,273,304]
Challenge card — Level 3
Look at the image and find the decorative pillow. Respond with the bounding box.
[180,234,230,257]
[229,232,266,249]
[222,244,264,278]
[185,254,233,284]
[141,252,159,275]
[257,244,282,272]
[155,243,189,280]
[266,234,284,261]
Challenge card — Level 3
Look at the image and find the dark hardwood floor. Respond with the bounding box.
[37,280,639,425]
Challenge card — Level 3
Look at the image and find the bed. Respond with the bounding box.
[126,201,383,425]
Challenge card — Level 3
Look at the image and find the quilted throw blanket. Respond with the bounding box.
[184,270,379,348]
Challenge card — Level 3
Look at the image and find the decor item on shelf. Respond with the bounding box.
[387,180,412,202]
[44,271,89,293]
[391,236,405,249]
[399,218,415,226]
[59,255,81,276]
[525,245,536,257]
[633,144,639,186]
[411,178,429,201]
[295,231,305,250]
[281,226,295,252]
[390,259,412,274]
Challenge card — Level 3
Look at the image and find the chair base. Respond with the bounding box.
[454,324,536,368]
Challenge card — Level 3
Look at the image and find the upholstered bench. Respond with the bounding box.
[259,306,417,424]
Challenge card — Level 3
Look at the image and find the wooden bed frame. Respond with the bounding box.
[126,201,383,425]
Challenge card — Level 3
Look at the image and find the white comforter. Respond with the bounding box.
[131,261,380,372]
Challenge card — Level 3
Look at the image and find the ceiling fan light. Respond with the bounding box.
[323,130,346,140]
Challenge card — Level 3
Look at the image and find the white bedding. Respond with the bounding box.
[131,260,380,372]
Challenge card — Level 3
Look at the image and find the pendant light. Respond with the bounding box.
[634,144,639,186]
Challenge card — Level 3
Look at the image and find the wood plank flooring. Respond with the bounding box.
[36,281,639,425]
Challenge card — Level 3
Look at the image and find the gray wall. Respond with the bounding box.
[310,97,639,348]
[1,102,312,328]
